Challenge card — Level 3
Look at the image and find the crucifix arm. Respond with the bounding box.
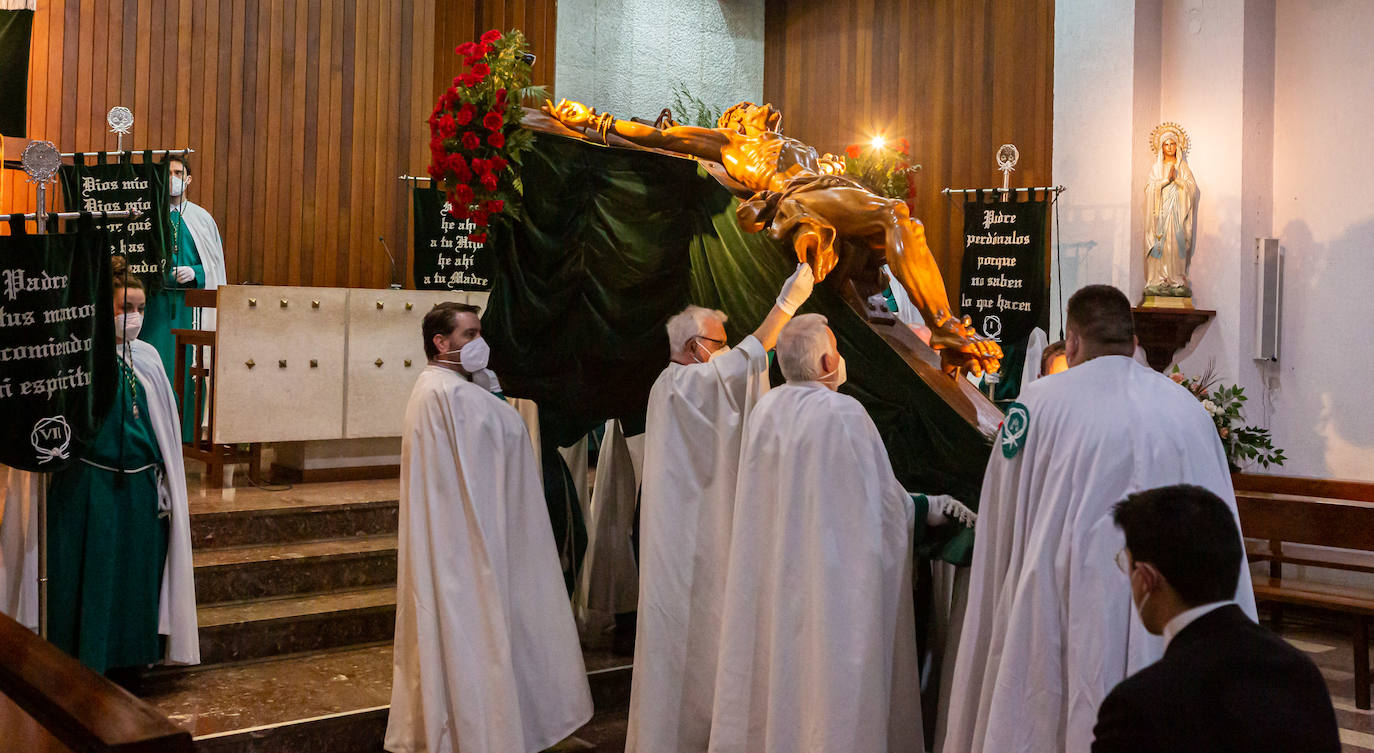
[544,99,729,162]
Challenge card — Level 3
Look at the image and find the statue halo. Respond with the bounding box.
[1150,122,1191,156]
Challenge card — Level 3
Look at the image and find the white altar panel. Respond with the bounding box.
[214,286,349,444]
[343,289,481,438]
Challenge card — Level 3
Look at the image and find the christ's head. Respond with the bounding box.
[718,102,781,136]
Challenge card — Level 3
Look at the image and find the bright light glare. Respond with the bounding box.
[871,135,886,150]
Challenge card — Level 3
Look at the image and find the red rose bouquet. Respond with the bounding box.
[427,29,546,242]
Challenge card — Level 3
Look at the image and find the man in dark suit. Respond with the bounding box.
[1092,483,1341,752]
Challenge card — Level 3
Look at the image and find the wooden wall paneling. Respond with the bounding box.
[121,3,138,144]
[226,0,247,284]
[5,0,555,285]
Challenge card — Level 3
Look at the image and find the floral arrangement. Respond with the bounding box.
[427,29,547,244]
[1170,365,1286,471]
[843,138,920,210]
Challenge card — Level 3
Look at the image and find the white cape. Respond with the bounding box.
[627,335,770,753]
[578,419,641,618]
[939,355,1256,753]
[0,465,40,630]
[130,340,201,664]
[883,264,928,329]
[708,382,921,753]
[176,199,226,331]
[386,366,592,753]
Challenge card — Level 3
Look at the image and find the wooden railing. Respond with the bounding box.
[0,613,192,752]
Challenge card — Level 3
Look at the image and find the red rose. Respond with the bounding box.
[485,199,505,213]
[470,62,491,79]
[450,204,470,220]
[469,232,488,245]
[470,158,488,174]
[481,29,502,44]
[456,41,477,56]
[454,183,475,205]
[845,145,860,159]
[487,132,506,149]
[480,173,499,192]
[495,88,507,104]
[898,137,910,155]
[472,209,490,227]
[462,132,481,151]
[455,103,476,125]
[489,156,508,171]
[475,42,490,58]
[445,152,468,173]
[427,163,443,179]
[482,111,504,131]
[437,113,457,138]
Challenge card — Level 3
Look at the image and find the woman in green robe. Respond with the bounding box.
[46,268,169,674]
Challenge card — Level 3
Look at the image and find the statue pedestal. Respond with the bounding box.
[1131,306,1215,372]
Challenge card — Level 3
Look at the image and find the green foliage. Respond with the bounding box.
[843,142,921,203]
[1170,365,1286,470]
[670,84,723,128]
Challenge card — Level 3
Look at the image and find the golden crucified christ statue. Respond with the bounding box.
[542,99,1002,376]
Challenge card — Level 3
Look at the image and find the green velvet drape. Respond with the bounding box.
[483,133,993,543]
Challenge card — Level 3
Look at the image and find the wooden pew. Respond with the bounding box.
[1234,475,1374,709]
[0,613,192,752]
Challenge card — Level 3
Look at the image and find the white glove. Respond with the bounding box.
[775,263,815,315]
[174,266,196,284]
[472,368,502,394]
[924,494,977,528]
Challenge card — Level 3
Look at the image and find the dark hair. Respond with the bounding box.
[1066,284,1134,347]
[165,154,191,175]
[1112,484,1242,606]
[422,302,481,359]
[1041,340,1066,374]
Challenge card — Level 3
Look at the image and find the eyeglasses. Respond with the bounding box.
[694,335,725,346]
[1115,548,1132,574]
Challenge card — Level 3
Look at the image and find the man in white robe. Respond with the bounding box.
[386,302,592,753]
[939,285,1256,753]
[709,313,972,753]
[626,263,813,753]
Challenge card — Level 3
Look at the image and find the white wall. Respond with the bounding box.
[1267,0,1374,480]
[1054,0,1374,480]
[555,0,764,123]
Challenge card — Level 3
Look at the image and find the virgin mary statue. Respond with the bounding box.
[1143,123,1198,299]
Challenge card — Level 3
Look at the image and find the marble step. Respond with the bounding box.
[197,586,397,665]
[188,479,399,549]
[143,643,631,753]
[193,535,398,604]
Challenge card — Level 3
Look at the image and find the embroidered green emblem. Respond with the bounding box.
[1000,402,1030,459]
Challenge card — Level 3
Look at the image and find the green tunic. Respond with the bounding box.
[140,209,204,441]
[47,356,169,673]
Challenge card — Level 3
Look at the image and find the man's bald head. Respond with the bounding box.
[1065,285,1136,366]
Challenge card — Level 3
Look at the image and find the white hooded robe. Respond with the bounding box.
[708,381,922,753]
[385,365,592,753]
[939,355,1256,753]
[627,335,770,753]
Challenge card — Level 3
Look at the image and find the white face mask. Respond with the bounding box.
[115,312,143,342]
[819,353,847,390]
[436,335,490,373]
[691,337,729,364]
[169,176,186,197]
[459,336,490,372]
